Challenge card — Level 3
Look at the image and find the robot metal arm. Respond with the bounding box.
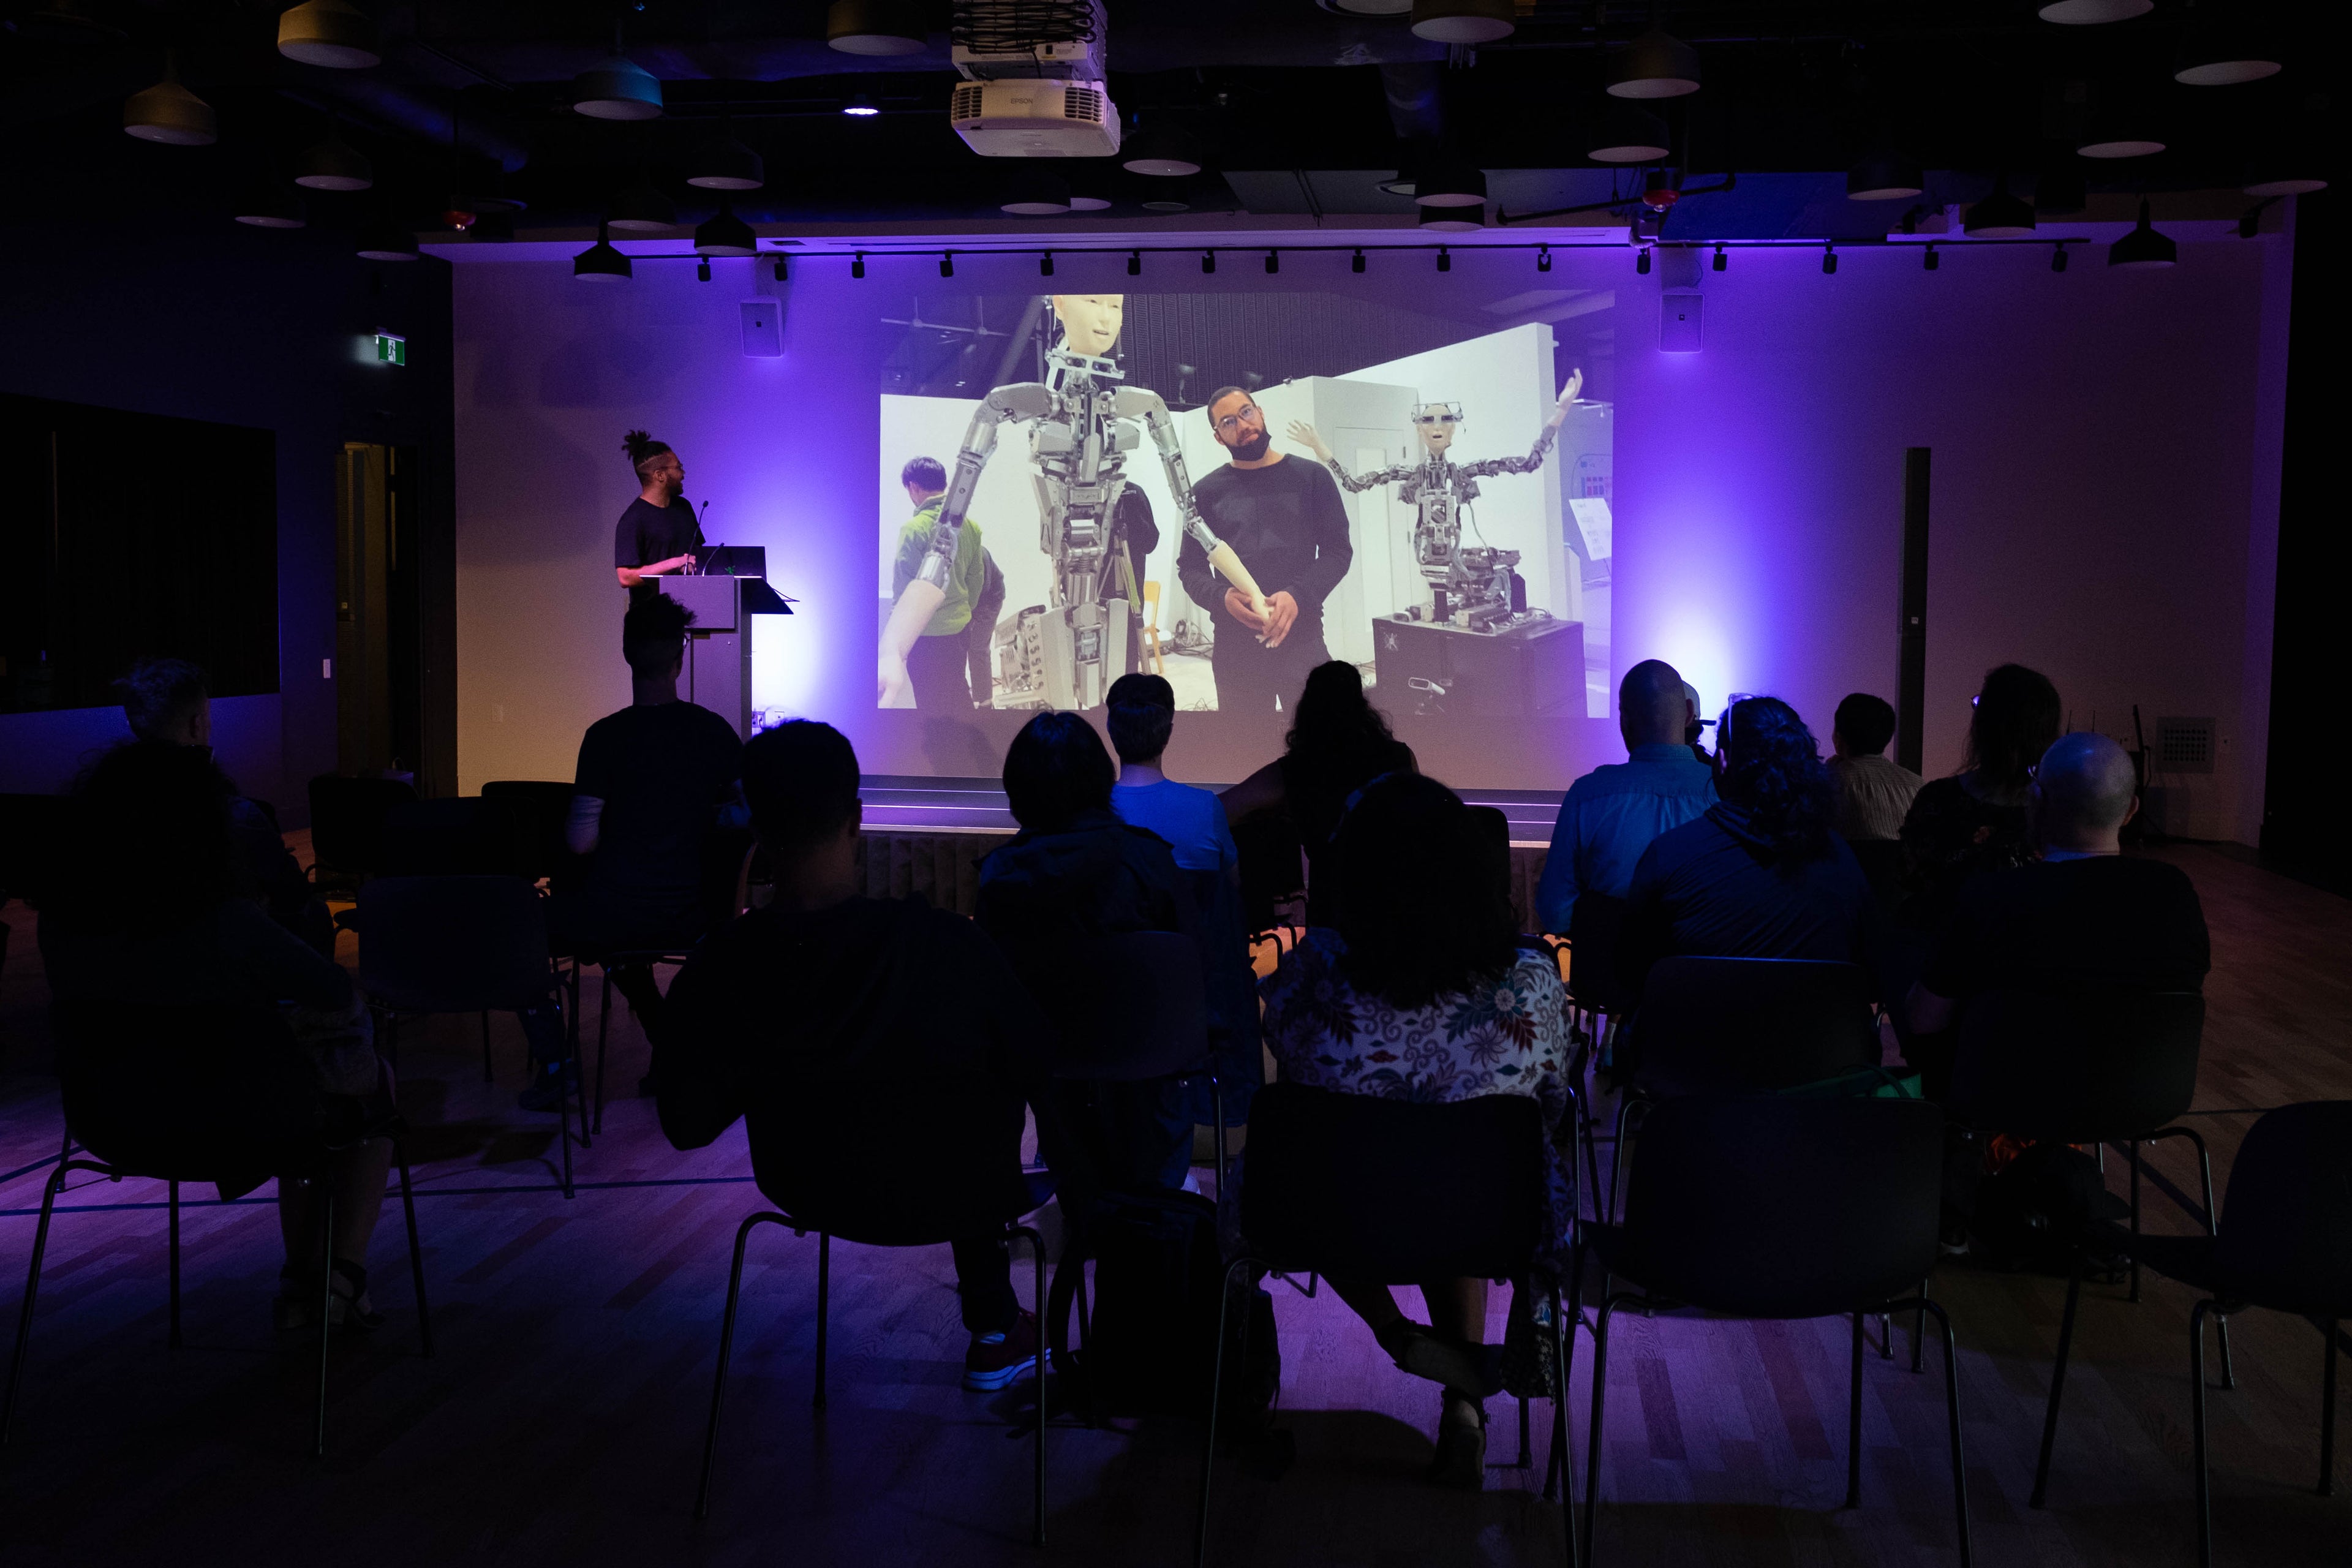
[1321,456,1417,493]
[1116,386,1268,619]
[1457,420,1562,480]
[880,383,1050,702]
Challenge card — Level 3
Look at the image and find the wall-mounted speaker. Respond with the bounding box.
[1660,290,1702,352]
[739,299,783,357]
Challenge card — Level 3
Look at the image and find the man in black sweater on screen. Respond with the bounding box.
[1178,386,1355,714]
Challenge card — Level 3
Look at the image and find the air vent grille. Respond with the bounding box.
[951,83,986,120]
[1063,87,1101,121]
[2155,716,2215,775]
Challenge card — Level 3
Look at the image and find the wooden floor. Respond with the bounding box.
[1,843,2345,1568]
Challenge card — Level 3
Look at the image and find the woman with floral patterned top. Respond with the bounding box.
[1257,772,1574,1488]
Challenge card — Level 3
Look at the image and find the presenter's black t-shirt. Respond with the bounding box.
[616,497,704,573]
[573,701,744,903]
[1177,454,1354,644]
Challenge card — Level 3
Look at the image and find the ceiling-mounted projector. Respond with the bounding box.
[949,79,1119,157]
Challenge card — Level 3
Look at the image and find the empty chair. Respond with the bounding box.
[356,875,586,1194]
[382,796,508,876]
[2091,1100,2352,1565]
[5,1001,432,1454]
[695,1080,1051,1540]
[1947,987,2221,1506]
[481,779,581,883]
[306,774,417,888]
[1575,1094,1967,1565]
[1197,1082,1574,1568]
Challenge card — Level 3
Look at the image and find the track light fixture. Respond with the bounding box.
[939,252,954,278]
[1537,246,1551,273]
[276,1,380,69]
[2108,198,2177,269]
[1712,244,1727,271]
[1127,250,1142,276]
[1924,244,1940,271]
[2051,244,2068,273]
[697,258,712,282]
[1041,251,1055,277]
[1264,250,1278,275]
[1635,248,1651,276]
[852,252,866,278]
[1202,249,1215,274]
[1352,249,1366,274]
[1437,247,1451,273]
[574,221,631,282]
[124,52,216,146]
[1822,243,1837,275]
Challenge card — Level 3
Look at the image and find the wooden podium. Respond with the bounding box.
[658,560,791,737]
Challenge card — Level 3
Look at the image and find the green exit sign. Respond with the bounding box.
[375,333,407,365]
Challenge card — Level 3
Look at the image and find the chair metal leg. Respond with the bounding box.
[1194,1256,1253,1568]
[168,1180,183,1349]
[2129,1139,2143,1303]
[2,1164,70,1448]
[2320,1319,2338,1498]
[1014,1223,1048,1548]
[695,1211,791,1520]
[594,970,612,1135]
[1211,1073,1228,1205]
[2188,1134,2233,1391]
[2191,1299,2214,1568]
[1913,1279,1928,1374]
[2032,1262,2086,1507]
[1551,1280,1580,1568]
[1846,1311,1864,1509]
[554,1023,577,1200]
[813,1232,830,1412]
[1879,1311,1893,1360]
[480,1010,492,1082]
[1583,1295,1632,1568]
[1921,1298,1971,1567]
[394,1133,432,1357]
[314,1191,336,1458]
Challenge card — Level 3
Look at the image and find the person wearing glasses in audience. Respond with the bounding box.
[1177,388,1354,715]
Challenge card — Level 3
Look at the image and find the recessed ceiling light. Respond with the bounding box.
[842,92,881,117]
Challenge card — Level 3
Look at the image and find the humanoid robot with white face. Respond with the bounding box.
[879,293,1267,710]
[1288,369,1582,633]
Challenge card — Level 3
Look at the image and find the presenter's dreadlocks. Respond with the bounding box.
[622,429,673,479]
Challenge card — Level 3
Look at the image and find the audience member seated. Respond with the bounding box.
[1106,673,1238,879]
[116,658,333,959]
[549,592,747,1109]
[1534,658,1716,941]
[38,741,396,1329]
[1220,660,1416,926]
[1619,696,1880,1024]
[1897,662,2059,930]
[1106,672,1259,1126]
[1258,772,1573,1487]
[1828,692,1923,843]
[975,711,1199,1210]
[1903,731,2209,1099]
[655,723,1049,1390]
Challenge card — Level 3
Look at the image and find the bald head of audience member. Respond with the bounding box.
[1619,660,1693,753]
[2032,732,2139,854]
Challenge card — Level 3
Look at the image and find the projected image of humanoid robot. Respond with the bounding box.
[1287,368,1582,636]
[878,293,1268,710]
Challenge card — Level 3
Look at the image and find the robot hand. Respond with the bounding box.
[1285,420,1333,463]
[1547,367,1585,429]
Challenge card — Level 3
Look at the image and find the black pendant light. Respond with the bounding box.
[1962,175,2037,238]
[694,200,758,257]
[2108,199,2177,269]
[575,221,633,282]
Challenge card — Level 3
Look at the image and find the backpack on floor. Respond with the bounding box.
[1970,1140,2129,1275]
[1076,1188,1280,1441]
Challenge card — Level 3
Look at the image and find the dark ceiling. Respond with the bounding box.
[1,2,2331,240]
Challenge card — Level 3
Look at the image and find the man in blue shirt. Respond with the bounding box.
[1534,658,1717,935]
[1104,673,1238,878]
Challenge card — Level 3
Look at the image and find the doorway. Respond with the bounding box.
[335,442,422,782]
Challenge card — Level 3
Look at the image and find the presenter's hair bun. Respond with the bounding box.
[622,429,670,469]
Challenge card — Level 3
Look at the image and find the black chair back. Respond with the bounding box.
[50,999,325,1182]
[1566,890,1631,1011]
[1618,1094,1942,1317]
[1240,1082,1544,1284]
[748,1076,1036,1248]
[383,797,508,876]
[2212,1099,2352,1316]
[307,775,418,879]
[1848,838,1907,911]
[1947,988,2204,1143]
[0,791,70,907]
[481,779,579,883]
[1049,930,1210,1082]
[1634,956,1877,1097]
[358,875,554,1014]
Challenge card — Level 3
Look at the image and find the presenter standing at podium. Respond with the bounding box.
[616,429,702,599]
